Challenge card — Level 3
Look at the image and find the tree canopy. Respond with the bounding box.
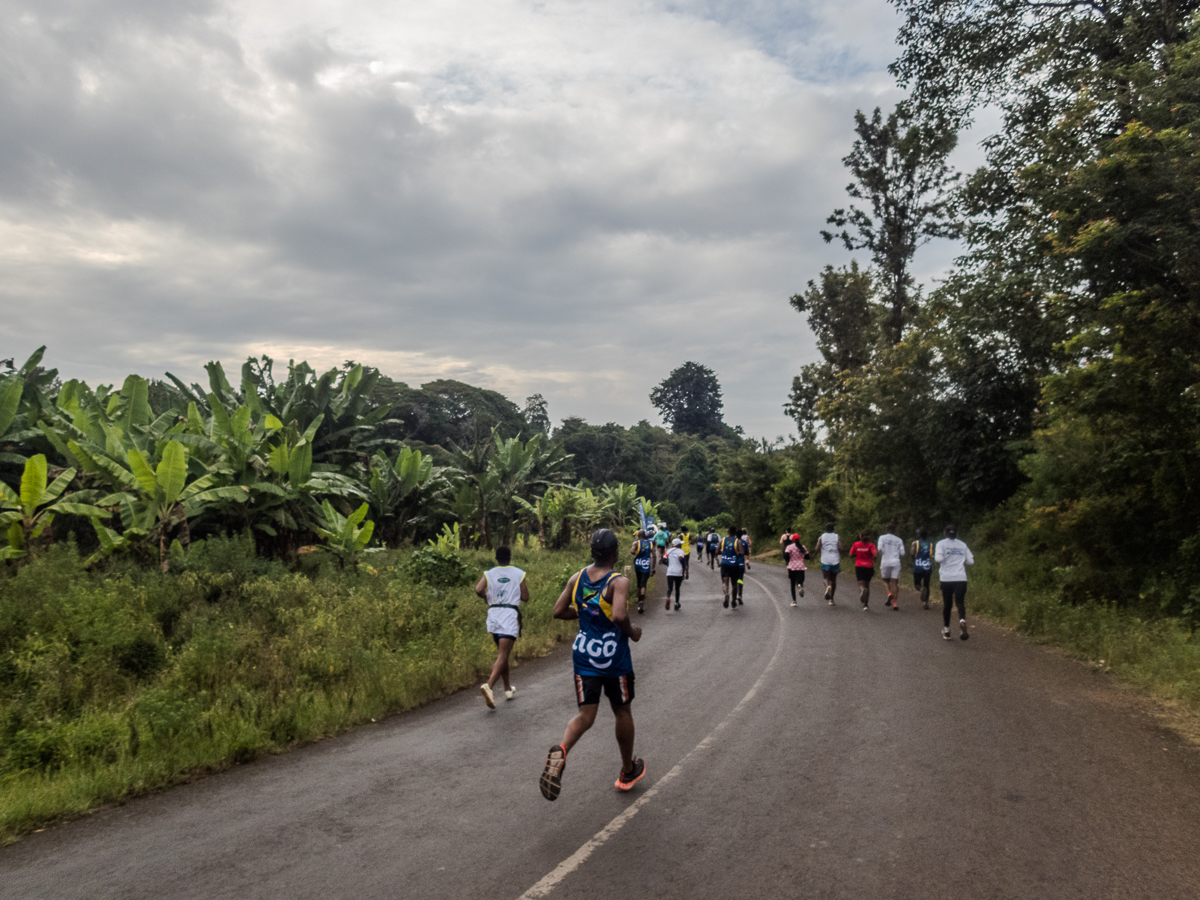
[649,362,726,438]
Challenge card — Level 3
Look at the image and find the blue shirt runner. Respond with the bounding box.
[633,539,653,573]
[570,569,632,677]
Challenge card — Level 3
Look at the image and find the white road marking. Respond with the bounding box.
[516,572,787,900]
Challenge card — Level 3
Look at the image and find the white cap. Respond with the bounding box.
[672,538,682,546]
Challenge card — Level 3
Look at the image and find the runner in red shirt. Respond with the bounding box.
[848,533,878,611]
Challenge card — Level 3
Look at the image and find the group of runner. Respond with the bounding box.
[476,518,975,806]
[792,521,975,640]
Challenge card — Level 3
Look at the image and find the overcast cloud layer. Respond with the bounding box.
[0,0,942,438]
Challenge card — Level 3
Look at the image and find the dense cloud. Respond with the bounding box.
[0,0,925,436]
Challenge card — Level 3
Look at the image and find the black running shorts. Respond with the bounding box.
[855,565,875,582]
[635,570,650,589]
[720,563,739,579]
[913,569,931,589]
[574,672,635,708]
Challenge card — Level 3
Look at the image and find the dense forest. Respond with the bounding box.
[776,0,1200,620]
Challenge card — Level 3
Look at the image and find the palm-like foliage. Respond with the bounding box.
[364,446,450,547]
[598,482,639,530]
[311,500,375,567]
[0,455,110,559]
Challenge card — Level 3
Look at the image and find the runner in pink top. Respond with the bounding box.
[783,534,808,607]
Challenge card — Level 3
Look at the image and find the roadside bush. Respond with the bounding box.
[0,541,579,843]
[402,546,472,587]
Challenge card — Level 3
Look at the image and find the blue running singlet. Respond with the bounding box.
[571,569,632,677]
[633,539,653,573]
[720,536,746,567]
[913,540,932,572]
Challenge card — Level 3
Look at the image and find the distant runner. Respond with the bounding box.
[877,523,905,610]
[679,527,691,580]
[630,530,654,615]
[654,523,670,568]
[540,529,645,801]
[849,532,878,611]
[782,533,808,607]
[935,525,975,641]
[719,526,748,609]
[707,530,719,568]
[665,538,685,611]
[474,546,528,708]
[740,528,752,573]
[911,528,933,609]
[816,522,843,605]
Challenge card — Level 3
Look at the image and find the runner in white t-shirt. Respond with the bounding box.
[474,546,529,708]
[935,525,975,641]
[664,538,686,611]
[877,523,905,610]
[815,522,843,605]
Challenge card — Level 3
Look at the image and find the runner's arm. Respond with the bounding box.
[474,575,488,600]
[553,574,580,620]
[519,578,530,603]
[608,576,641,642]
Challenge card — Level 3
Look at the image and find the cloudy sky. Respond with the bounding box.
[0,0,962,439]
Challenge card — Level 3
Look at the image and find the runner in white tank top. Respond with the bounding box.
[474,546,529,708]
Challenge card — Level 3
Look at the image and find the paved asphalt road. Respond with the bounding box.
[3,558,1200,899]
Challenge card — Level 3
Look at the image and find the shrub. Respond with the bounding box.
[401,546,473,587]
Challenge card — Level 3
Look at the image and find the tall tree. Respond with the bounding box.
[650,362,726,437]
[523,394,551,434]
[822,103,961,344]
[785,262,882,441]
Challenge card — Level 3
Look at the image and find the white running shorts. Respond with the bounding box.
[880,564,901,580]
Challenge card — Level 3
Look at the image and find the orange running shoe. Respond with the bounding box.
[615,758,646,792]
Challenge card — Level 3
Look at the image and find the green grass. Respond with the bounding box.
[0,536,618,843]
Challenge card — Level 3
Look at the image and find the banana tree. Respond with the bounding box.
[0,455,111,560]
[449,433,497,548]
[364,445,451,547]
[487,432,574,546]
[168,357,397,466]
[311,500,375,568]
[0,347,64,468]
[69,439,250,571]
[598,482,639,530]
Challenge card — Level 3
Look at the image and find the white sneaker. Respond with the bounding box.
[960,619,969,641]
[505,686,516,701]
[480,683,495,709]
[942,627,951,641]
[790,600,797,608]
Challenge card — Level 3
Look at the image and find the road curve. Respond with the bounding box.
[3,559,1199,899]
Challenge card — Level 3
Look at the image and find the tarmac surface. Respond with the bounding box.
[3,557,1200,899]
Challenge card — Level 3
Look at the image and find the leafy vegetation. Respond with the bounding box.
[0,538,613,843]
[771,1,1200,627]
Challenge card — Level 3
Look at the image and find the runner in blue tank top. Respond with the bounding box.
[629,530,654,615]
[911,528,933,609]
[540,529,645,801]
[719,525,748,610]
